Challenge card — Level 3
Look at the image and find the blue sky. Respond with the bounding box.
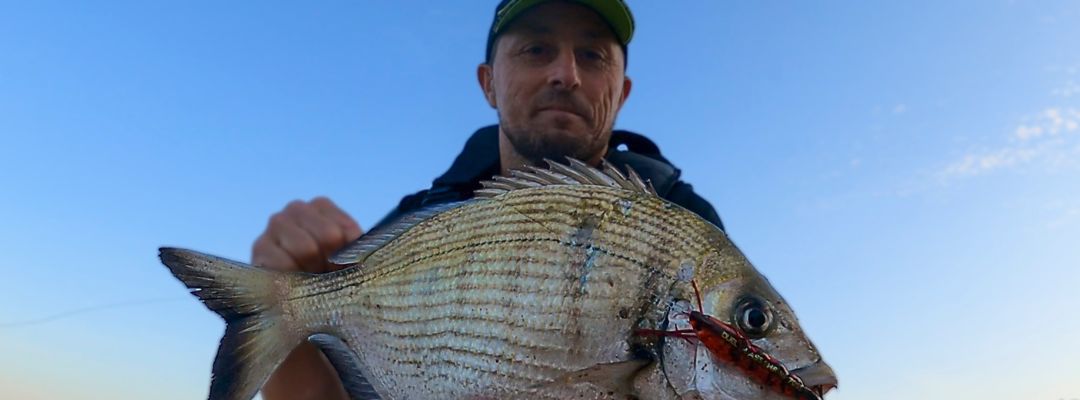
[1,1,1078,399]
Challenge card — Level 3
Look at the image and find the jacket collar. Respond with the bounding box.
[428,125,682,201]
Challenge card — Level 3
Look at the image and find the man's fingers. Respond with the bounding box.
[272,212,327,273]
[289,202,344,248]
[289,204,353,272]
[307,197,362,272]
[250,197,361,274]
[311,197,363,241]
[252,234,303,272]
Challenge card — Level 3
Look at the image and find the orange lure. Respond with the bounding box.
[636,281,824,400]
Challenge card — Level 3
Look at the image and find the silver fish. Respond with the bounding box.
[160,159,836,400]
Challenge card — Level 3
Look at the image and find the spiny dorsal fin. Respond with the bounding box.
[474,157,658,199]
[568,158,620,188]
[508,169,550,186]
[625,166,658,195]
[523,164,580,185]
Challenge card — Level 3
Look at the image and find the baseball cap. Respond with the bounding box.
[485,0,635,64]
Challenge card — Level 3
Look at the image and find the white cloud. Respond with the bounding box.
[939,107,1080,180]
[1052,80,1079,98]
[940,147,1038,177]
[1014,125,1043,140]
[1013,108,1080,141]
[893,104,907,114]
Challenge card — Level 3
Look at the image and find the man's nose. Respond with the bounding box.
[547,49,581,90]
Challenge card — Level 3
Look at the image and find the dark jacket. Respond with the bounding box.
[374,125,723,231]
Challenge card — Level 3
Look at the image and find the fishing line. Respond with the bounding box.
[0,297,189,328]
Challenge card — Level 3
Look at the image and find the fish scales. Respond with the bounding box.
[287,191,639,391]
[159,159,837,400]
[292,186,710,396]
[368,189,708,276]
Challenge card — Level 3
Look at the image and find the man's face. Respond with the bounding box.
[478,1,632,165]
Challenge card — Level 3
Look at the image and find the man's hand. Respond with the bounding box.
[252,197,362,273]
[253,197,361,400]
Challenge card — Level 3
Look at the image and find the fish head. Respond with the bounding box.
[658,251,837,399]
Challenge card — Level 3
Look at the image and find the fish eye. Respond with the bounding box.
[733,297,773,338]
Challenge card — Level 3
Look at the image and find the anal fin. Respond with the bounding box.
[309,334,383,400]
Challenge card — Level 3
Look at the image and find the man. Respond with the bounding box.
[252,1,723,398]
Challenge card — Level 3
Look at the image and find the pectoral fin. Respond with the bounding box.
[529,359,652,399]
[631,362,685,400]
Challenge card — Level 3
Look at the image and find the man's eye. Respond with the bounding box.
[524,46,545,55]
[581,50,605,62]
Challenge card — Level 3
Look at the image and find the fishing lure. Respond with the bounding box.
[637,281,824,400]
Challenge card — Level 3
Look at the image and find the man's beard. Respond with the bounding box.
[499,89,612,165]
[500,121,609,166]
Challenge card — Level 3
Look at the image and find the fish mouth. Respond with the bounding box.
[791,361,838,397]
[674,309,838,399]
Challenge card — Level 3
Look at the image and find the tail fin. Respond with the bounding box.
[159,247,301,400]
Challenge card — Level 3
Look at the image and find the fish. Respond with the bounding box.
[159,158,837,400]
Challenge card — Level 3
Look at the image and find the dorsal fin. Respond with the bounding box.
[625,165,657,195]
[474,157,658,199]
[568,158,621,188]
[328,200,468,265]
